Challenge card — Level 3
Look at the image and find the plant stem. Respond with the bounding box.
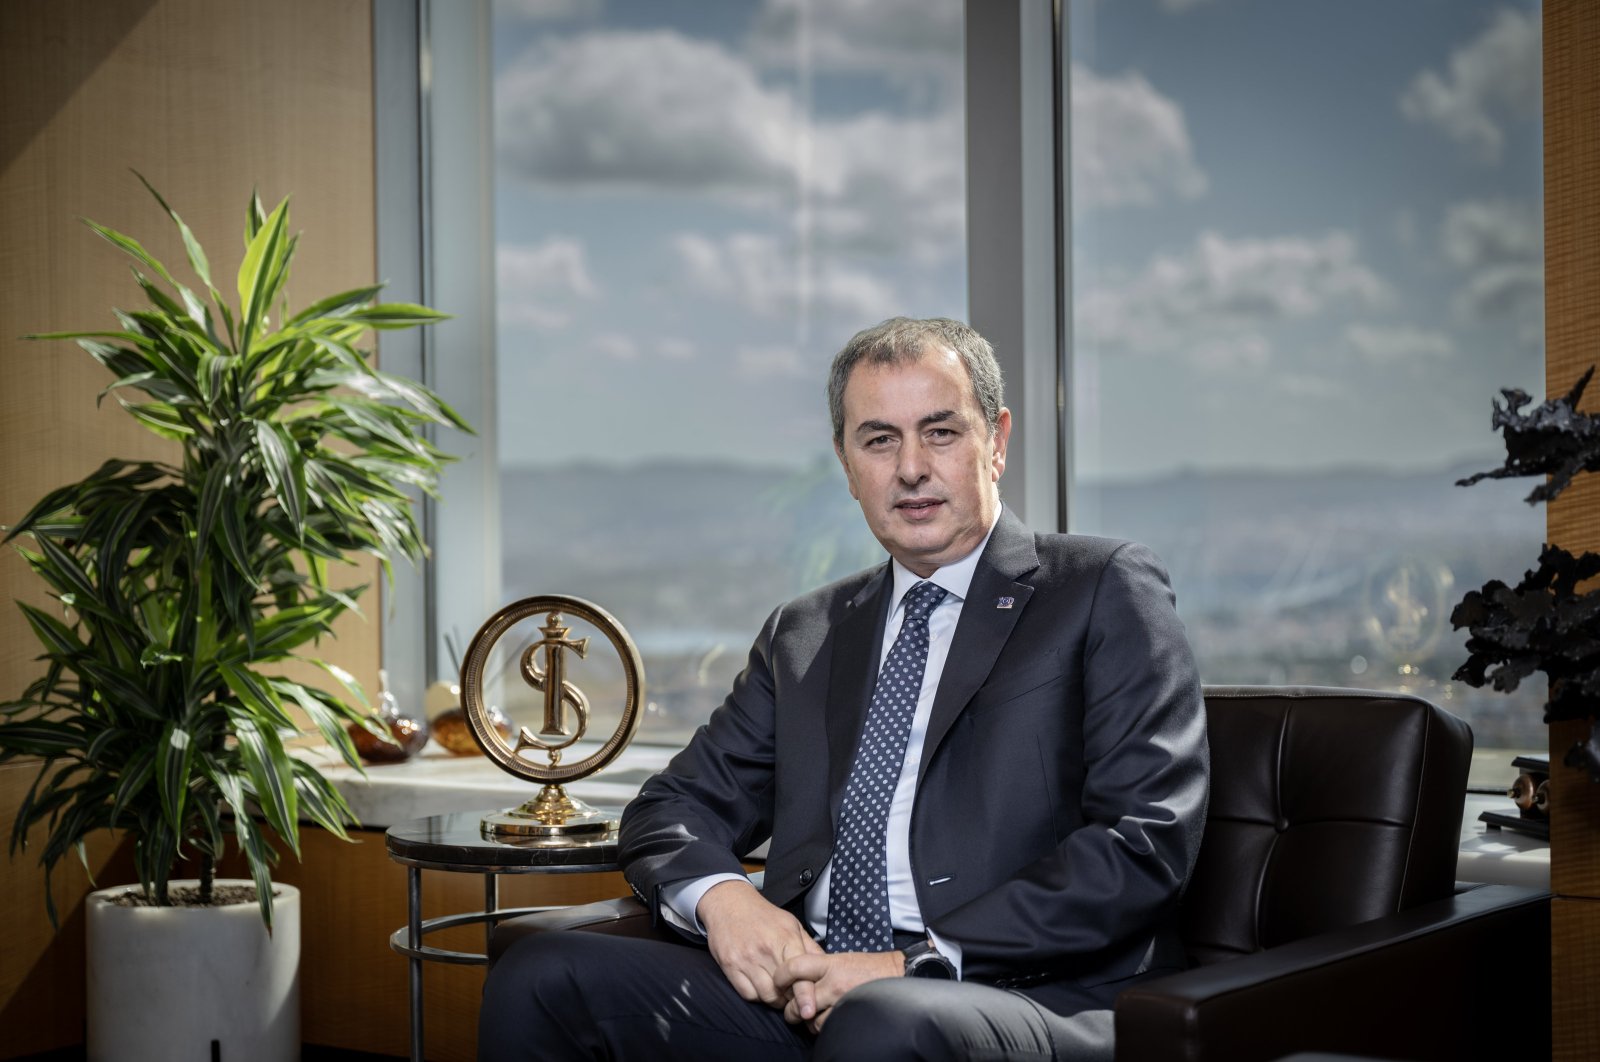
[199,854,214,905]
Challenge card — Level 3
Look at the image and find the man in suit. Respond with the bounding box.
[480,317,1208,1061]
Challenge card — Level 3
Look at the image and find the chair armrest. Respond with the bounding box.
[1114,884,1549,1062]
[488,896,671,966]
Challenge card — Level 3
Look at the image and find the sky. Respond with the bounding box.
[489,0,1543,480]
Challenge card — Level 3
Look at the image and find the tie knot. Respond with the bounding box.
[902,581,948,623]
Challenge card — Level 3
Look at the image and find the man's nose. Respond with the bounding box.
[897,440,930,484]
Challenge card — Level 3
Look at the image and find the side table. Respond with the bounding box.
[385,810,623,1062]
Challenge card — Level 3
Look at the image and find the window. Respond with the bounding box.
[484,0,968,744]
[1065,0,1546,758]
[394,1,1546,775]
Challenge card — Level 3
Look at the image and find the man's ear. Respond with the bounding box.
[835,441,861,500]
[990,408,1012,482]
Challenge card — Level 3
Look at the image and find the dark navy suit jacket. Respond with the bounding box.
[619,507,1209,1012]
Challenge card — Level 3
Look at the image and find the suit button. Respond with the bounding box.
[800,869,814,886]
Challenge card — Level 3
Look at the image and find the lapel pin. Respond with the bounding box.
[995,596,1014,609]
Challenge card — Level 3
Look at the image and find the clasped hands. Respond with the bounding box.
[697,879,902,1034]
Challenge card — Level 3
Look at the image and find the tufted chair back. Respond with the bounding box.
[1181,686,1473,967]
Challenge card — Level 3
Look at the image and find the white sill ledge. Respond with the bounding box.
[1457,792,1549,890]
[299,744,1551,890]
[300,739,678,832]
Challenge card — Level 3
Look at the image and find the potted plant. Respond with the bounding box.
[0,177,467,1060]
[1452,366,1600,779]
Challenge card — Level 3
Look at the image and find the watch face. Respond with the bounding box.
[905,951,956,979]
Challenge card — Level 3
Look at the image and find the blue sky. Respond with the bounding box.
[489,0,1543,479]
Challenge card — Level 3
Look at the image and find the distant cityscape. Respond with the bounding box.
[495,458,1547,754]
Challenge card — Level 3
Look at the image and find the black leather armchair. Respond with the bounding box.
[1113,686,1548,1061]
[489,686,1550,1060]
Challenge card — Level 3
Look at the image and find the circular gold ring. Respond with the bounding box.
[460,595,644,784]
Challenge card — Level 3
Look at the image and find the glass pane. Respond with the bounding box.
[490,0,967,745]
[1066,0,1546,773]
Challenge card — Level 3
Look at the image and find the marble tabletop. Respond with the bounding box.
[385,809,622,871]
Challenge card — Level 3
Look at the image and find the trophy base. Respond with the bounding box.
[481,784,618,839]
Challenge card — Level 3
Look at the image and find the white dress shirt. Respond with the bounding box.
[659,513,1000,976]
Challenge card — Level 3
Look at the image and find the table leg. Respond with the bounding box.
[409,865,424,1062]
[485,872,500,957]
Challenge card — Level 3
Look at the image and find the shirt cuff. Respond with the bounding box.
[926,928,964,980]
[658,873,751,937]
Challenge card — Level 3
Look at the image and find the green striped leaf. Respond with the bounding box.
[340,303,450,329]
[254,420,304,535]
[82,220,179,290]
[218,663,296,731]
[236,196,291,356]
[228,716,298,856]
[154,723,193,835]
[134,171,213,289]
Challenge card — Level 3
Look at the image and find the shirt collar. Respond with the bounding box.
[887,508,1002,618]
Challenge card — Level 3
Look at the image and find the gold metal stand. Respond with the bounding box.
[479,784,618,838]
[458,595,645,840]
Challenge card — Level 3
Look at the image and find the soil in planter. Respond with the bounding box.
[106,884,277,908]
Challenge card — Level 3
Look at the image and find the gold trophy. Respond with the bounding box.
[460,595,644,840]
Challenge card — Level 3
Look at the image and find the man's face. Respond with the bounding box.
[835,347,1011,577]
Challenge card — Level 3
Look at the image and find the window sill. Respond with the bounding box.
[299,740,679,831]
[298,747,1552,890]
[1457,792,1549,889]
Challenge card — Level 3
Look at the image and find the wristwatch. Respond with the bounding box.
[901,937,957,979]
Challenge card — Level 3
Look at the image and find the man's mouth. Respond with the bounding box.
[895,498,943,519]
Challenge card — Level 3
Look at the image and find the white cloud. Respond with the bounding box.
[747,0,961,82]
[496,238,598,329]
[808,109,965,262]
[1455,263,1544,322]
[1071,63,1208,208]
[1189,334,1270,371]
[736,346,807,379]
[672,231,898,321]
[1345,324,1456,363]
[495,29,964,264]
[1440,198,1541,271]
[1439,198,1543,324]
[496,0,602,21]
[1079,230,1388,364]
[658,339,696,361]
[591,333,638,361]
[1399,7,1540,163]
[497,30,800,193]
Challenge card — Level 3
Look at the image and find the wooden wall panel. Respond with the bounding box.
[0,1,377,1055]
[222,830,629,1061]
[1544,1,1600,1058]
[1553,897,1600,1062]
[0,762,135,1059]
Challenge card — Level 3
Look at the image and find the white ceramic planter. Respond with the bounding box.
[86,879,300,1062]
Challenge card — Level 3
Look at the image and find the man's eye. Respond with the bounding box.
[865,435,893,448]
[928,428,955,441]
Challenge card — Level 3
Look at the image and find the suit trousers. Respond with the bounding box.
[478,930,1118,1062]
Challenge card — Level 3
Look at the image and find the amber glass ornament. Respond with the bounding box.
[349,670,430,764]
[432,703,511,756]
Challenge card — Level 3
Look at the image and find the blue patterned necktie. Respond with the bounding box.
[826,580,948,953]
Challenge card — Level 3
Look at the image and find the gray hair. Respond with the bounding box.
[827,317,1005,447]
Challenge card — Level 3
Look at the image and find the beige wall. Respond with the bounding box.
[0,1,377,1054]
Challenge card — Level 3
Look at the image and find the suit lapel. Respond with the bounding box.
[917,508,1040,780]
[825,565,892,816]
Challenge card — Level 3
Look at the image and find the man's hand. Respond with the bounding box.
[775,950,904,1033]
[697,879,823,1009]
